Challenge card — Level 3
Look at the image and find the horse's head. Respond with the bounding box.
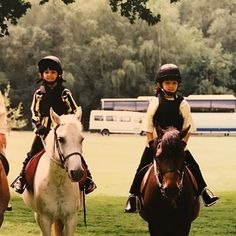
[49,107,85,182]
[154,126,190,200]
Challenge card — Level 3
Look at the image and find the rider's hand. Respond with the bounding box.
[181,140,187,148]
[0,133,6,149]
[35,124,48,135]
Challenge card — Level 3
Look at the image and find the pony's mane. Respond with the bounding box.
[161,128,182,154]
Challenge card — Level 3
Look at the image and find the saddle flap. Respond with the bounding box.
[25,149,45,190]
[185,166,198,194]
[140,164,153,195]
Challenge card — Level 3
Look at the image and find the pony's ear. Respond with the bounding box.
[75,106,82,121]
[50,108,60,126]
[156,124,164,140]
[179,125,190,140]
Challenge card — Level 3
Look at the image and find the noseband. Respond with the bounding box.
[154,156,184,200]
[53,124,83,169]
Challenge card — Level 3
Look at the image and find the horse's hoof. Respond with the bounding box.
[6,203,12,211]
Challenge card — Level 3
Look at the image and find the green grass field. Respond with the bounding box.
[1,132,236,235]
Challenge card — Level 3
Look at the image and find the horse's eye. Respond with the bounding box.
[58,137,65,143]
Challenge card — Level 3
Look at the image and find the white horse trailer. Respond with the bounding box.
[89,110,145,135]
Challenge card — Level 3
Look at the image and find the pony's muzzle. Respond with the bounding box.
[163,186,180,199]
[70,169,84,182]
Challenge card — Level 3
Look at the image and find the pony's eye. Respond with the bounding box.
[58,137,65,143]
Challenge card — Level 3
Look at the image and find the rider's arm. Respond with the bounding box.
[31,90,42,127]
[62,88,78,114]
[142,97,159,144]
[180,99,196,144]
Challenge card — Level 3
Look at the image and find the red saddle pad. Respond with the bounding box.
[25,149,45,191]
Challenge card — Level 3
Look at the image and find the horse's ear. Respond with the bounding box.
[75,106,82,121]
[179,125,190,140]
[156,124,164,140]
[50,108,60,126]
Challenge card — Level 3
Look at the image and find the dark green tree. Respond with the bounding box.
[0,0,180,37]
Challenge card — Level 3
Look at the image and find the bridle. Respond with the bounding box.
[153,140,185,200]
[53,124,83,169]
[41,124,83,169]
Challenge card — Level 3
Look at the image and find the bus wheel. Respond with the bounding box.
[101,129,110,136]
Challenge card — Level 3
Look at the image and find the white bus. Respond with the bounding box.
[99,95,236,134]
[89,110,145,135]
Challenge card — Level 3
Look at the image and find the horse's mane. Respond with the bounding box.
[159,127,183,156]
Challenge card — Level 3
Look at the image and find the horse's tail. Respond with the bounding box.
[52,219,64,236]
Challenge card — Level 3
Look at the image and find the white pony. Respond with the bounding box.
[23,107,85,236]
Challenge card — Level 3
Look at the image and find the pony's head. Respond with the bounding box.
[154,126,190,200]
[49,107,85,182]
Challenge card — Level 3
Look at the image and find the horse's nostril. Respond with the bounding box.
[70,170,84,182]
[164,187,179,198]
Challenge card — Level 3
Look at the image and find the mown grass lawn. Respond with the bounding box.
[1,191,236,236]
[1,132,236,235]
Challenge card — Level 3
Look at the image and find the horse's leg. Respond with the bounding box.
[53,219,64,236]
[0,213,3,228]
[62,215,78,236]
[176,223,191,236]
[148,222,161,236]
[35,212,52,236]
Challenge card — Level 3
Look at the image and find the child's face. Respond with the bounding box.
[162,80,178,94]
[43,68,58,83]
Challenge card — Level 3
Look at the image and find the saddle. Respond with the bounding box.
[24,149,88,192]
[25,149,45,191]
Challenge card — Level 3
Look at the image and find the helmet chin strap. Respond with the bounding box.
[161,88,176,97]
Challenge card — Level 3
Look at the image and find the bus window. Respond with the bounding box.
[103,101,114,110]
[120,116,131,122]
[114,101,134,111]
[211,100,235,112]
[136,101,149,112]
[94,115,103,121]
[106,116,116,122]
[188,100,211,112]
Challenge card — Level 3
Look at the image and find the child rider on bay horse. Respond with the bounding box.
[124,63,219,213]
[11,55,96,195]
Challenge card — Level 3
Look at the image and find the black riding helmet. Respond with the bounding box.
[38,55,63,76]
[156,63,181,84]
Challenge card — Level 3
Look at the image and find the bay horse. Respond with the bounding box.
[0,154,10,228]
[139,126,200,236]
[22,107,85,236]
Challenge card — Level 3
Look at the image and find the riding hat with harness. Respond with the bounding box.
[124,64,219,213]
[11,56,96,195]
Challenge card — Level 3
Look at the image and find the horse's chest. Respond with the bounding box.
[36,177,80,216]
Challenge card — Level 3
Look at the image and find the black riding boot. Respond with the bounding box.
[185,150,219,207]
[81,156,96,194]
[124,146,154,213]
[10,153,33,194]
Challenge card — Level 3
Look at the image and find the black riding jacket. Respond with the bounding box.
[31,83,78,131]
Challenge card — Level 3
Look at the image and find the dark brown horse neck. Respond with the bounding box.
[0,161,10,227]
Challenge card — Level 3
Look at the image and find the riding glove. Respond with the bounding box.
[35,124,48,135]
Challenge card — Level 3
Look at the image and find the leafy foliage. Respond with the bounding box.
[0,0,235,129]
[2,84,27,130]
[0,0,31,37]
